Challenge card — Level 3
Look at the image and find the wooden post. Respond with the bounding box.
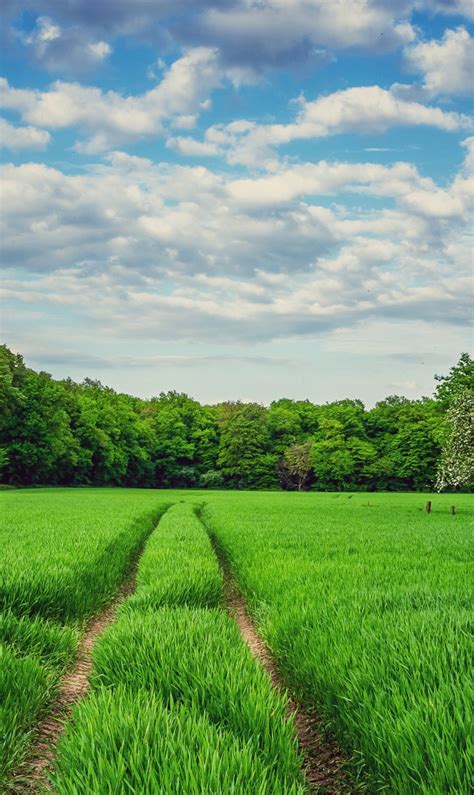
[451,505,456,515]
[425,501,432,514]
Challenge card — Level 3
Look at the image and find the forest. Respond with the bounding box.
[1,345,472,491]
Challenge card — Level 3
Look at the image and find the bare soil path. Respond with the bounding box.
[9,515,165,794]
[207,531,354,794]
[9,504,354,793]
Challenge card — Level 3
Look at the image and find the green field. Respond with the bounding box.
[0,489,170,783]
[1,488,472,793]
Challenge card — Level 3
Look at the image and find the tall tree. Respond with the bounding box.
[278,442,313,490]
[434,353,474,405]
[310,402,377,490]
[147,392,219,487]
[267,403,303,458]
[218,403,277,489]
[4,369,78,485]
[434,353,474,492]
[436,391,474,492]
[0,346,27,479]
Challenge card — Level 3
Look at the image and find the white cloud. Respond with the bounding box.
[1,145,471,279]
[186,0,416,74]
[167,136,220,157]
[87,40,111,59]
[23,15,112,72]
[4,1,474,81]
[404,27,474,96]
[0,140,472,346]
[2,66,470,159]
[181,84,472,166]
[0,117,51,150]
[295,85,470,134]
[227,161,435,206]
[2,229,470,345]
[1,2,472,402]
[30,16,61,43]
[421,0,474,20]
[0,48,222,151]
[171,114,198,130]
[4,1,420,78]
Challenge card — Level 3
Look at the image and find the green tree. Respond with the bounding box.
[0,345,469,493]
[147,392,218,487]
[311,418,354,490]
[218,403,277,489]
[310,402,376,490]
[434,353,474,405]
[367,396,442,491]
[4,369,78,485]
[0,346,27,483]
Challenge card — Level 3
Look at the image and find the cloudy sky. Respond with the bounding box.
[1,1,473,405]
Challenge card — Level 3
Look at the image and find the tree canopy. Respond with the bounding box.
[1,346,472,492]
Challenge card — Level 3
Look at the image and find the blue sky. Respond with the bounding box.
[1,0,473,405]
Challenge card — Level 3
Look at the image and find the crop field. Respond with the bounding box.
[1,488,472,793]
[203,491,473,794]
[0,489,170,784]
[52,503,304,794]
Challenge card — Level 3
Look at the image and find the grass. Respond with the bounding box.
[124,502,222,611]
[53,687,299,795]
[0,611,78,671]
[53,502,305,794]
[0,614,78,782]
[203,491,474,794]
[0,488,170,787]
[2,488,472,793]
[1,646,48,780]
[0,489,170,622]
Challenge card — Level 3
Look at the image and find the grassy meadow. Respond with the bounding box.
[1,488,472,792]
[0,489,170,784]
[203,491,473,793]
[53,502,304,794]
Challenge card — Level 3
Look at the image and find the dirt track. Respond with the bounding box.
[207,531,354,794]
[11,505,354,793]
[9,529,157,793]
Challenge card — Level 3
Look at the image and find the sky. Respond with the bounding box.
[0,1,473,406]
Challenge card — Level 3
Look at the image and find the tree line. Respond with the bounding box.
[1,346,472,491]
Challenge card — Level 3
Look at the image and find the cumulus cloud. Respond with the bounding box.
[167,135,221,157]
[174,85,473,166]
[234,159,439,202]
[3,2,471,83]
[2,235,471,344]
[1,1,471,401]
[2,1,473,81]
[0,48,221,151]
[295,84,471,134]
[402,27,474,97]
[172,1,415,74]
[1,139,472,345]
[22,15,112,73]
[8,71,467,161]
[1,1,414,76]
[0,117,51,149]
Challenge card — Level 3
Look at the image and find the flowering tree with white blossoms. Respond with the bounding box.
[436,390,474,492]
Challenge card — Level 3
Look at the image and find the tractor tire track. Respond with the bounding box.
[205,526,354,794]
[9,509,170,794]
